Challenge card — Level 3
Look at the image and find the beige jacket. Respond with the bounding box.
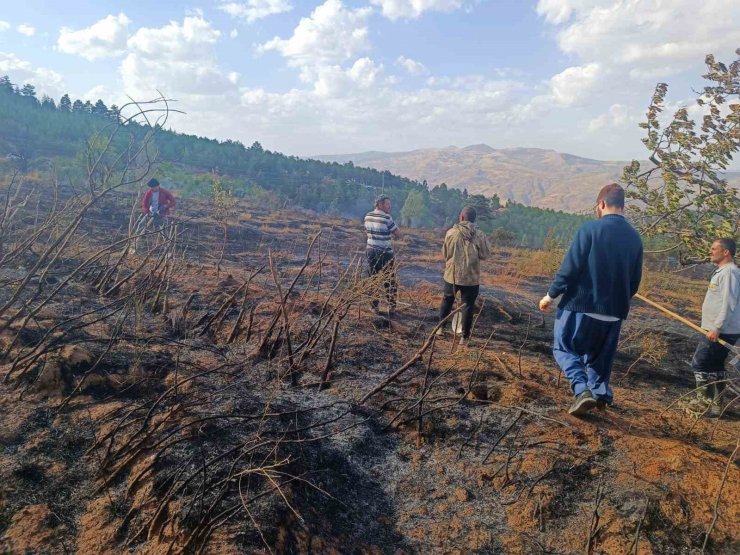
[443,222,490,286]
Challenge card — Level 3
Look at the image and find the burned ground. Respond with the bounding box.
[0,179,738,554]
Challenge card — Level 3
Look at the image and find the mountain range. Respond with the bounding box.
[313,145,739,213]
[313,145,638,212]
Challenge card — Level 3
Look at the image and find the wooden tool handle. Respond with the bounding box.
[634,293,706,334]
[634,293,734,350]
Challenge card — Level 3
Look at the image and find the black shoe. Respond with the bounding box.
[569,390,597,416]
[596,399,607,411]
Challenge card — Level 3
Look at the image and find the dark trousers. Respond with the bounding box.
[553,309,622,403]
[366,247,397,309]
[691,333,739,389]
[152,214,169,238]
[438,281,479,338]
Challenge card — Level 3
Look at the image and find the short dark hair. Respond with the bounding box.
[147,178,160,188]
[596,183,625,209]
[717,238,736,257]
[460,206,477,222]
[375,194,390,208]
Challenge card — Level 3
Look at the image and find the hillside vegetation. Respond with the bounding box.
[0,77,587,248]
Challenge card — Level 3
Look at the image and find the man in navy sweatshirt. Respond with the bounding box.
[539,184,643,416]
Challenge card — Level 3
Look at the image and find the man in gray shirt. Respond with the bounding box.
[686,238,740,417]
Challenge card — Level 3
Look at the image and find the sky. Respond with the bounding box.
[0,0,739,161]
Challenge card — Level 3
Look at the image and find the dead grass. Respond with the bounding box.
[0,185,737,554]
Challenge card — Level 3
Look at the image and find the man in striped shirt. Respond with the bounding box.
[364,195,401,313]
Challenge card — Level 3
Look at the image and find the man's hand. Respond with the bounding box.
[706,329,719,342]
[539,294,554,312]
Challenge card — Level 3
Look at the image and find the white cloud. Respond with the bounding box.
[224,76,523,153]
[230,29,239,38]
[537,0,740,75]
[424,74,523,93]
[531,0,740,150]
[397,55,427,75]
[121,15,234,97]
[588,103,632,131]
[347,58,382,88]
[309,58,383,97]
[81,84,113,102]
[219,0,293,23]
[549,62,602,106]
[0,21,10,32]
[536,0,597,24]
[57,13,131,61]
[17,24,36,37]
[126,15,221,59]
[0,52,64,96]
[370,0,464,20]
[259,0,372,77]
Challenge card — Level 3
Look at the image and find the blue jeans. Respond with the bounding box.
[553,309,622,403]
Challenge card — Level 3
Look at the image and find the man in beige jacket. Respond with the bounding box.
[437,206,490,340]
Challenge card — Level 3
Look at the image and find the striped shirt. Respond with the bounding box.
[364,209,398,251]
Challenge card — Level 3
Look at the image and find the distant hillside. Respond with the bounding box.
[313,145,635,212]
[314,145,740,212]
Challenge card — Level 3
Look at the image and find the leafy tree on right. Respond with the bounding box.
[623,48,739,264]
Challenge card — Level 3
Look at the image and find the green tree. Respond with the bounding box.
[41,95,56,110]
[72,99,85,113]
[20,83,36,99]
[108,104,120,122]
[400,189,433,227]
[0,75,13,94]
[93,99,108,117]
[623,49,740,263]
[59,94,72,112]
[464,194,494,230]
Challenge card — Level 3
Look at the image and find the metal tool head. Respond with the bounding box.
[719,339,740,371]
[729,354,740,372]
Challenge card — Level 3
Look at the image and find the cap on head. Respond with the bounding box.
[375,194,390,208]
[147,178,160,188]
[596,183,625,209]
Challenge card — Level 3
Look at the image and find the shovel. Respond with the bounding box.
[634,293,740,371]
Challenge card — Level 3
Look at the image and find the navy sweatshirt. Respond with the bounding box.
[548,214,643,320]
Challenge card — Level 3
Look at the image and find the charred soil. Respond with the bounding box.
[0,183,738,554]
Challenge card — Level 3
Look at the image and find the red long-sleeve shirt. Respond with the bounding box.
[141,187,176,216]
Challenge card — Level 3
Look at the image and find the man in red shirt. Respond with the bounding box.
[133,179,176,249]
[141,178,176,218]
